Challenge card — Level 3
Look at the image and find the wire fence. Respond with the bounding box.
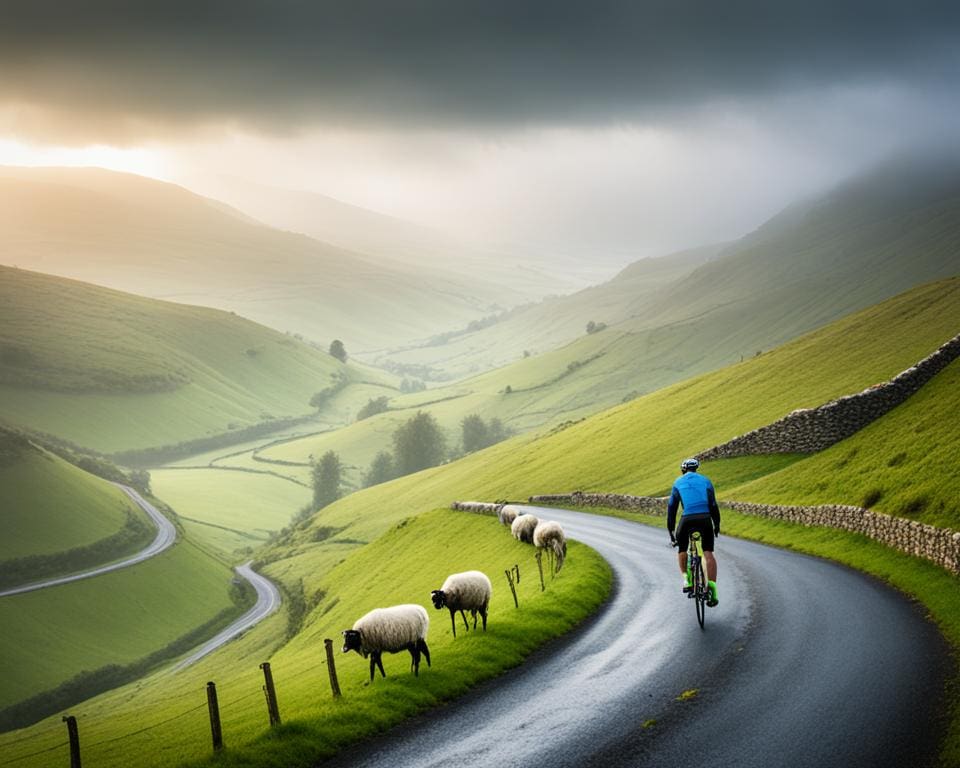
[0,643,346,768]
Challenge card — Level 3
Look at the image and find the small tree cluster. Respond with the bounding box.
[399,378,426,393]
[311,450,343,510]
[460,414,510,454]
[329,339,348,363]
[357,396,390,421]
[362,411,447,487]
[585,320,607,335]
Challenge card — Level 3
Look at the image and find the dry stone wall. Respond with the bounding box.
[513,492,960,576]
[697,333,960,459]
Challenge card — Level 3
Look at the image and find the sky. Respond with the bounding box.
[1,1,958,264]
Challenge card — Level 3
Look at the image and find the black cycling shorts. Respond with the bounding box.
[675,515,715,552]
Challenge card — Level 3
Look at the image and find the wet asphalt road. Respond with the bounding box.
[321,506,950,768]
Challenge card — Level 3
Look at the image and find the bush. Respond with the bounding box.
[357,396,390,421]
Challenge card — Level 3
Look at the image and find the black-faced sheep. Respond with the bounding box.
[511,513,539,544]
[431,570,492,637]
[533,520,567,572]
[341,604,431,681]
[498,504,520,526]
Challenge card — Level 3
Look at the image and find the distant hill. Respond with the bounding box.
[180,175,592,301]
[366,242,723,379]
[0,265,393,454]
[0,166,526,350]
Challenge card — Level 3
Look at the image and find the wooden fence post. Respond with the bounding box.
[535,551,545,592]
[324,639,342,698]
[62,715,81,768]
[206,682,223,752]
[504,569,519,608]
[513,563,520,584]
[260,662,282,727]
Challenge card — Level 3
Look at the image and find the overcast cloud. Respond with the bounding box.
[1,1,958,263]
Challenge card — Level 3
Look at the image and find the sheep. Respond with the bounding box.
[511,513,539,544]
[431,570,492,637]
[533,520,568,572]
[498,504,520,526]
[341,604,431,681]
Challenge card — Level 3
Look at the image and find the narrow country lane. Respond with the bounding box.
[321,506,949,768]
[0,484,176,598]
[173,561,282,671]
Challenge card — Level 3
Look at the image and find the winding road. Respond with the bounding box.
[323,505,950,768]
[173,561,282,671]
[0,484,177,597]
[2,484,281,669]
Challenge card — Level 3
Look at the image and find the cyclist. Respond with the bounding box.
[667,458,721,607]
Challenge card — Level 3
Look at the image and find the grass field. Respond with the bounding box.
[0,434,144,562]
[1,277,957,765]
[0,537,242,711]
[0,265,398,454]
[0,510,611,768]
[150,469,312,558]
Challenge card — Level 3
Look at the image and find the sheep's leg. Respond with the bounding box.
[410,643,420,676]
[471,608,478,630]
[368,655,376,682]
[373,652,386,679]
[418,638,431,667]
[460,610,470,633]
[481,604,488,631]
[449,607,457,638]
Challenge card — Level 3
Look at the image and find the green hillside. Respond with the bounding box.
[726,355,960,527]
[289,277,960,544]
[0,430,145,562]
[2,277,957,767]
[0,535,248,723]
[0,166,522,351]
[367,243,722,379]
[0,265,395,454]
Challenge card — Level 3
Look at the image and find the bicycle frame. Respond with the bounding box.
[688,532,708,629]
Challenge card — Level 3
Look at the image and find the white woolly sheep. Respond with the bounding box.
[498,504,520,526]
[511,513,539,544]
[431,570,492,637]
[341,604,431,681]
[533,520,568,572]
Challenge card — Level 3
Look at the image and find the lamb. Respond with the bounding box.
[341,604,431,681]
[431,570,492,637]
[511,513,539,544]
[498,504,520,526]
[533,520,568,572]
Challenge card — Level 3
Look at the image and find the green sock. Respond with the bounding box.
[685,567,693,587]
[708,581,718,600]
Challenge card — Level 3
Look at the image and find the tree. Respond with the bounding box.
[364,451,396,487]
[357,396,390,421]
[461,414,510,454]
[312,451,342,509]
[392,411,446,476]
[586,320,607,335]
[461,414,489,454]
[329,339,348,363]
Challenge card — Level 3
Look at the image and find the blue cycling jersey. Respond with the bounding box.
[668,472,716,517]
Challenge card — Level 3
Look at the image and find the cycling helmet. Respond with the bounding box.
[680,458,700,473]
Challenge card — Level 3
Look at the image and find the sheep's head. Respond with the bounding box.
[341,629,363,654]
[430,590,447,609]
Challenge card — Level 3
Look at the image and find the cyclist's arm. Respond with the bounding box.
[707,484,721,533]
[667,486,681,537]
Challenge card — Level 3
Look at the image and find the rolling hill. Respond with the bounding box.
[0,265,396,454]
[372,151,960,383]
[0,166,525,350]
[0,427,152,585]
[2,275,958,767]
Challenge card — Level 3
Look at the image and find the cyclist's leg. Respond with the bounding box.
[675,519,692,590]
[700,521,719,605]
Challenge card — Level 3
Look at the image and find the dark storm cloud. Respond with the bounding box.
[1,0,958,138]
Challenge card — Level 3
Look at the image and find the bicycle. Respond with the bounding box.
[673,531,709,629]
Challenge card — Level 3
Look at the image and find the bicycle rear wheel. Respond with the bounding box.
[693,558,706,629]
